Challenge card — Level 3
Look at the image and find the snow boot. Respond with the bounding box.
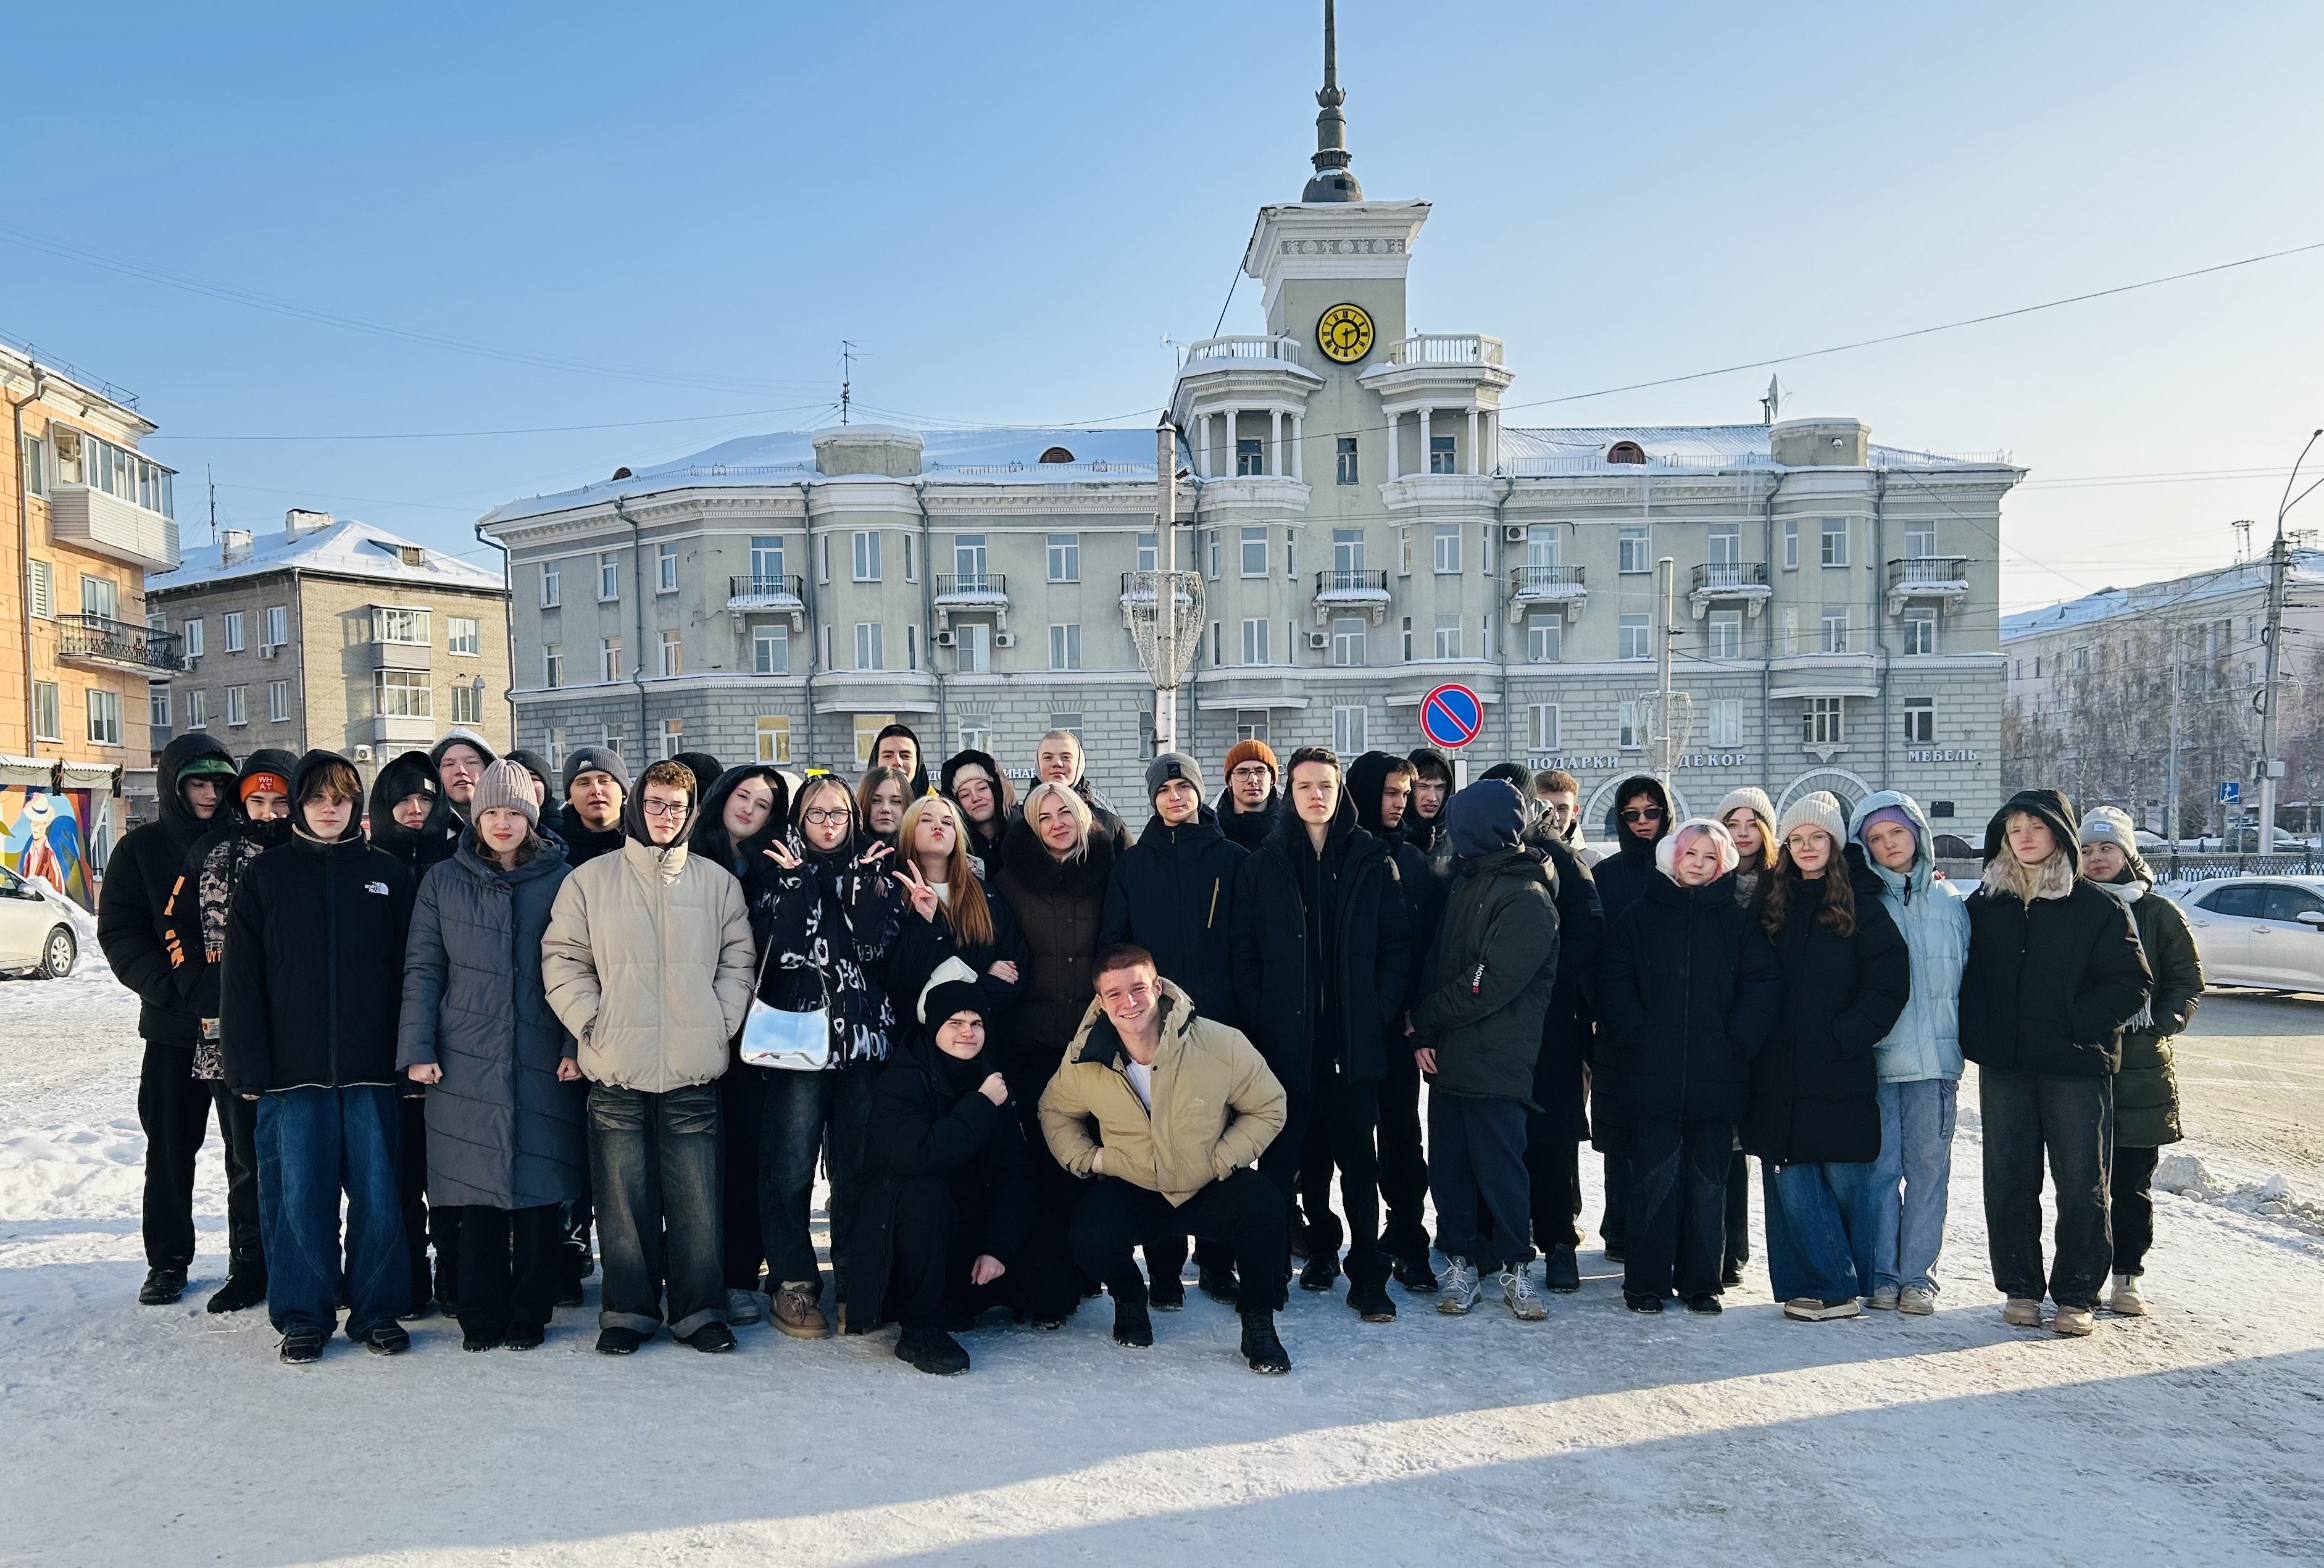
[278,1327,328,1364]
[503,1323,545,1351]
[2107,1274,2147,1316]
[359,1322,411,1356]
[1391,1250,1440,1294]
[1782,1296,1861,1322]
[684,1322,737,1353]
[1112,1293,1154,1349]
[1299,1251,1341,1293]
[1197,1263,1241,1306]
[462,1331,502,1353]
[1543,1244,1581,1294]
[1437,1257,1482,1316]
[1149,1273,1185,1312]
[772,1281,828,1339]
[2052,1303,2096,1337]
[205,1267,267,1315]
[138,1266,186,1306]
[596,1325,646,1356]
[1239,1311,1291,1375]
[2002,1297,2044,1327]
[1624,1291,1665,1315]
[1685,1292,1723,1316]
[1347,1275,1397,1323]
[1501,1266,1547,1321]
[896,1327,972,1375]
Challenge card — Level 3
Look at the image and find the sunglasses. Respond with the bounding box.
[1620,807,1665,824]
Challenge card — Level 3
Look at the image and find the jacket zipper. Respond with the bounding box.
[325,843,339,1086]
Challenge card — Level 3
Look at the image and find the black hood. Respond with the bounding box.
[366,750,444,864]
[690,764,791,872]
[872,723,931,799]
[1404,747,1454,853]
[289,749,367,844]
[673,751,727,806]
[221,748,299,851]
[939,748,1014,837]
[621,767,699,854]
[1346,751,1407,842]
[1609,773,1673,871]
[154,732,238,839]
[788,777,867,863]
[1983,788,2081,874]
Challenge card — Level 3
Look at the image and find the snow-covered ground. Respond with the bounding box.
[4,965,2322,1567]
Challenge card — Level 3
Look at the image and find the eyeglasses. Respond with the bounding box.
[1230,764,1272,781]
[801,807,851,826]
[1620,807,1665,824]
[638,798,689,819]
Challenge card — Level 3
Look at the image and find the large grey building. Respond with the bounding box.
[479,59,2021,833]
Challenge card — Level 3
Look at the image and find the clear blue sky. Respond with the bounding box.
[7,1,2321,611]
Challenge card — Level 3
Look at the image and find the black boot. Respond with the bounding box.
[1299,1251,1341,1293]
[278,1327,328,1364]
[896,1326,972,1375]
[1543,1244,1581,1294]
[1197,1263,1241,1306]
[1347,1275,1397,1323]
[360,1322,412,1355]
[1111,1291,1154,1349]
[205,1266,267,1314]
[1391,1251,1439,1294]
[138,1266,186,1306]
[1239,1310,1291,1374]
[1149,1272,1185,1312]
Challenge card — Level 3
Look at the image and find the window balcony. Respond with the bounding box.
[727,573,807,632]
[1689,561,1772,619]
[1312,569,1391,627]
[57,614,183,674]
[361,640,431,672]
[1885,556,1972,615]
[369,713,438,746]
[47,483,181,572]
[1505,564,1586,623]
[933,572,1009,633]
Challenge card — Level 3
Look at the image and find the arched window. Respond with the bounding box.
[1605,441,1647,465]
[1038,446,1075,465]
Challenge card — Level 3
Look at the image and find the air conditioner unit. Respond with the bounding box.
[993,632,1018,649]
[354,745,375,764]
[1306,631,1329,650]
[257,644,278,660]
[933,629,957,648]
[1502,525,1527,543]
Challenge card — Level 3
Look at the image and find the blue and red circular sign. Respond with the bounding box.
[1420,682,1483,749]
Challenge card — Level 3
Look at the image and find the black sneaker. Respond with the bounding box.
[1299,1253,1341,1293]
[1604,1243,1628,1265]
[360,1323,411,1356]
[205,1268,267,1315]
[1543,1244,1581,1294]
[554,1281,585,1309]
[1239,1311,1291,1375]
[278,1327,328,1364]
[683,1322,737,1354]
[138,1266,187,1306]
[1112,1296,1154,1349]
[502,1324,545,1351]
[1391,1252,1439,1294]
[1623,1291,1665,1315]
[1149,1274,1186,1312]
[1347,1277,1397,1323]
[1721,1263,1744,1288]
[462,1332,502,1353]
[1197,1264,1241,1306]
[1685,1293,1724,1316]
[895,1327,972,1375]
[596,1325,646,1356]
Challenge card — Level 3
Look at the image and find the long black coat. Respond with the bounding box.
[846,1033,1036,1333]
[1099,806,1247,1025]
[1229,815,1411,1085]
[885,872,1031,1028]
[99,732,236,1046]
[993,820,1116,1071]
[397,841,585,1210]
[1960,877,2151,1079]
[1743,870,1911,1166]
[1526,824,1604,1140]
[1597,870,1781,1128]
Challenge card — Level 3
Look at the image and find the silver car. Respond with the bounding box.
[2169,875,2324,991]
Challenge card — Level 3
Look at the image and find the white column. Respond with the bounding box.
[1290,413,1303,482]
[1468,409,1481,475]
[1388,412,1401,480]
[1197,412,1210,478]
[1270,408,1282,477]
[1224,406,1239,475]
[1419,408,1433,475]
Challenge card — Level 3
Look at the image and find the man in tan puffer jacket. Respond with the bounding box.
[1039,945,1292,1373]
[543,759,754,1355]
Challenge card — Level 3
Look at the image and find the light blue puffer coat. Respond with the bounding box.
[1847,791,1969,1083]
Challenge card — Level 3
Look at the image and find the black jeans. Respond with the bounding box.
[2112,1143,2160,1278]
[885,1174,1043,1330]
[1431,1093,1535,1275]
[1625,1117,1734,1299]
[398,1095,457,1308]
[589,1081,725,1337]
[210,1081,264,1268]
[454,1203,562,1342]
[1376,1043,1430,1261]
[1068,1169,1289,1316]
[1281,1061,1386,1285]
[1723,1147,1752,1272]
[1524,1118,1583,1251]
[756,1065,875,1299]
[140,1041,265,1272]
[719,1061,767,1290]
[1600,1150,1631,1251]
[1980,1067,2114,1309]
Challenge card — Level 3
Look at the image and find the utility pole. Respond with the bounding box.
[2167,622,2183,872]
[1655,554,1677,775]
[2258,428,2324,856]
[1154,415,1178,754]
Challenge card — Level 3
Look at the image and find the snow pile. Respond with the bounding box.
[2153,1151,2214,1196]
[0,1117,152,1220]
[2152,1153,2324,1237]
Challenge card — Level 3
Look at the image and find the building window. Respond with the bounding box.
[544,725,567,761]
[599,553,620,601]
[1782,520,1799,571]
[1239,617,1269,665]
[1331,618,1366,666]
[1526,614,1561,664]
[1711,698,1743,747]
[28,561,51,620]
[903,533,918,584]
[1209,622,1222,667]
[817,536,831,585]
[1235,709,1270,743]
[660,717,683,759]
[957,622,991,672]
[754,625,789,675]
[1903,696,1935,744]
[186,689,208,730]
[1820,518,1849,568]
[1904,523,1936,559]
[1618,527,1650,575]
[31,681,59,742]
[1401,615,1414,662]
[1822,607,1849,654]
[372,607,427,644]
[1617,701,1640,750]
[149,684,171,730]
[1433,524,1461,575]
[376,670,431,719]
[1331,529,1365,575]
[1708,523,1740,567]
[1240,527,1268,578]
[19,431,44,496]
[757,715,791,764]
[653,543,678,593]
[856,716,893,768]
[956,719,989,755]
[659,630,682,678]
[1428,434,1456,475]
[543,644,564,688]
[851,530,881,582]
[218,611,244,652]
[1205,530,1221,579]
[264,606,288,648]
[600,637,622,683]
[1434,614,1461,659]
[1530,703,1559,750]
[79,573,119,621]
[1136,532,1158,572]
[1780,607,1799,656]
[540,561,561,607]
[1046,533,1080,583]
[1708,609,1742,660]
[856,623,885,671]
[1332,704,1366,753]
[447,615,480,656]
[1618,613,1651,661]
[602,724,625,761]
[1803,696,1844,746]
[87,688,123,746]
[451,683,482,724]
[1336,437,1359,485]
[1047,623,1081,671]
[752,535,785,583]
[224,685,247,727]
[267,679,290,722]
[1903,611,1936,655]
[1236,437,1262,477]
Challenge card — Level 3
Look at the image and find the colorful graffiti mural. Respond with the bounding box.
[1,787,97,907]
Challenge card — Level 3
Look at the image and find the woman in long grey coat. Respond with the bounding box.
[399,761,584,1351]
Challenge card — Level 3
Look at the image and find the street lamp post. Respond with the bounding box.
[2257,427,2324,855]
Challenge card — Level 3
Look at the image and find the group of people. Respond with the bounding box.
[96,714,2200,1376]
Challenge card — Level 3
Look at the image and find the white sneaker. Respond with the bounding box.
[1437,1257,1482,1316]
[2054,1303,2096,1337]
[725,1288,765,1325]
[2107,1274,2147,1316]
[1897,1285,1938,1317]
[1500,1265,1547,1321]
[2002,1297,2044,1327]
[1782,1296,1862,1322]
[1868,1285,1901,1311]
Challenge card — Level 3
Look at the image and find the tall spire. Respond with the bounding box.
[1302,0,1363,202]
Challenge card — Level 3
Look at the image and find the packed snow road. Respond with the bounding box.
[3,966,2322,1567]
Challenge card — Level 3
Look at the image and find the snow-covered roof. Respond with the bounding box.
[1499,424,2012,473]
[2000,551,2324,641]
[147,517,504,594]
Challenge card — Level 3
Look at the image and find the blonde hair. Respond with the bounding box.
[898,794,994,948]
[1022,780,1093,861]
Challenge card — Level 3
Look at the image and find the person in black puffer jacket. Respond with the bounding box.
[99,732,239,1308]
[558,747,630,869]
[1744,793,1910,1322]
[1588,772,1673,1259]
[1598,819,1781,1313]
[939,748,1015,878]
[1960,788,2149,1334]
[366,750,445,875]
[1402,748,1454,858]
[220,751,418,1359]
[1217,738,1282,854]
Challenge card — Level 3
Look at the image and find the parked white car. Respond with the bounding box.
[2167,876,2324,991]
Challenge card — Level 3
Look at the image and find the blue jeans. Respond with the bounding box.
[1762,1160,1868,1304]
[589,1082,724,1338]
[1863,1078,1958,1295]
[254,1085,410,1337]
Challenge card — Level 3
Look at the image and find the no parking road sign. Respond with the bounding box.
[1420,683,1483,750]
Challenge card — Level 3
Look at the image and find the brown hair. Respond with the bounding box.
[638,759,694,800]
[1093,943,1156,983]
[298,759,363,806]
[466,817,541,866]
[1537,769,1579,795]
[855,765,912,825]
[1723,804,1779,874]
[1759,837,1857,938]
[898,794,994,949]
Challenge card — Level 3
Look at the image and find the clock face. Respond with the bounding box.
[1316,302,1375,365]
